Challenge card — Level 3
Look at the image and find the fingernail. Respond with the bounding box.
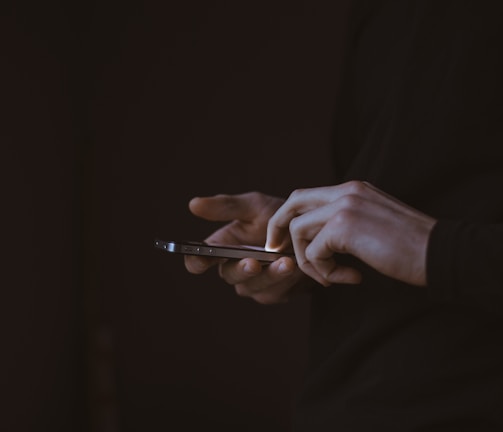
[265,242,279,252]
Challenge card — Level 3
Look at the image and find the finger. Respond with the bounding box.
[297,246,362,286]
[266,181,371,250]
[266,188,330,250]
[189,193,259,223]
[287,202,365,285]
[287,203,352,281]
[290,235,315,282]
[305,226,362,285]
[289,202,356,255]
[184,255,225,274]
[295,260,332,287]
[234,257,301,304]
[267,256,298,279]
[220,256,296,286]
[326,265,362,285]
[218,258,263,285]
[286,208,333,285]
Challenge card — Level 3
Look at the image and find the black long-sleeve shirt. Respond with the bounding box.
[294,1,503,430]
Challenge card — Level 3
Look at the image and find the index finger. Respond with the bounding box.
[189,192,260,223]
[184,255,226,274]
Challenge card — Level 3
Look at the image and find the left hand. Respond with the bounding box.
[184,192,312,304]
[266,181,437,287]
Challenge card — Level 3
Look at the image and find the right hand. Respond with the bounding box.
[185,192,311,304]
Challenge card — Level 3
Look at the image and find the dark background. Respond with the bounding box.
[1,1,350,431]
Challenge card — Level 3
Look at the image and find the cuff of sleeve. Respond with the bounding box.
[426,219,468,303]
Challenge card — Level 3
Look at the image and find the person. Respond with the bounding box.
[184,0,503,430]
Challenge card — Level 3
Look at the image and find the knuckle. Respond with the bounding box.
[333,208,358,229]
[245,191,274,217]
[289,216,302,234]
[246,190,263,202]
[338,194,363,210]
[288,188,307,202]
[346,180,367,195]
[245,191,271,208]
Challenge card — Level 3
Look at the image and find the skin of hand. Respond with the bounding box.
[266,181,437,287]
[184,192,312,304]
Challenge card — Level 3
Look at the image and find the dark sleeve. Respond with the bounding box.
[427,220,503,314]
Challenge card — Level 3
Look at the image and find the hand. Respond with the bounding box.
[185,192,311,304]
[266,181,437,287]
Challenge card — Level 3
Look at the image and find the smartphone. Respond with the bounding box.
[154,239,295,263]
